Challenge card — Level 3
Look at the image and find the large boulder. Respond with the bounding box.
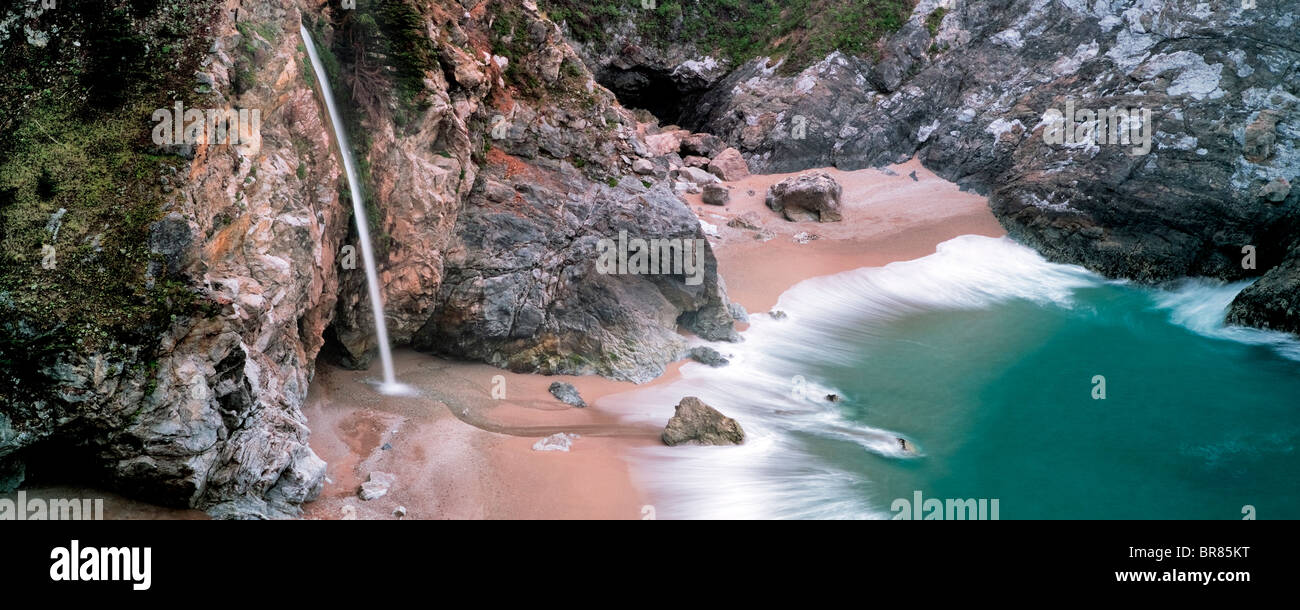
[707,147,750,181]
[661,397,745,446]
[765,171,843,222]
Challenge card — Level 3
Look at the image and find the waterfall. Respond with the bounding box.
[300,24,413,396]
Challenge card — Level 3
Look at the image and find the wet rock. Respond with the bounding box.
[548,381,587,408]
[766,172,843,222]
[661,397,745,446]
[687,345,729,367]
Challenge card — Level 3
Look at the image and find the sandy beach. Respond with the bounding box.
[300,159,1004,519]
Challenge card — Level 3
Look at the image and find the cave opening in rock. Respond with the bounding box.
[597,66,704,129]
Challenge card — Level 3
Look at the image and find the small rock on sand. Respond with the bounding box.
[359,471,396,501]
[548,381,587,408]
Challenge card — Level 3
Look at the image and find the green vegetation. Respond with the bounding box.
[540,0,914,73]
[925,7,947,37]
[331,0,441,127]
[0,1,220,400]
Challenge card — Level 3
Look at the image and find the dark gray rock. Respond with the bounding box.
[687,345,729,367]
[661,396,745,446]
[702,183,730,205]
[548,381,587,408]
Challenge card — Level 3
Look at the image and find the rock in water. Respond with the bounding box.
[707,147,750,181]
[661,397,745,446]
[765,172,843,222]
[687,345,730,367]
[359,471,396,501]
[548,382,588,408]
[702,183,730,205]
[532,432,579,452]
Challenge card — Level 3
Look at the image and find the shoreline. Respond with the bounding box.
[20,160,1003,520]
[300,158,1004,519]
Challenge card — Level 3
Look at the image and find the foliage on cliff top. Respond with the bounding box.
[540,0,914,72]
[0,1,217,391]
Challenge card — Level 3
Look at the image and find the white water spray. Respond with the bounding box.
[300,24,413,396]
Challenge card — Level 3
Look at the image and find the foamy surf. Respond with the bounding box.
[609,235,1300,519]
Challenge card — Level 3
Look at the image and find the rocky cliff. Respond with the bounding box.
[0,0,734,517]
[554,0,1299,333]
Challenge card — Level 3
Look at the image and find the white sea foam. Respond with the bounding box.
[1150,278,1300,361]
[611,236,1300,519]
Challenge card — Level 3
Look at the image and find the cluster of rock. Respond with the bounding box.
[629,126,751,204]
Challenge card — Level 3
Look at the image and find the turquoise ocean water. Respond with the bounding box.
[614,236,1300,519]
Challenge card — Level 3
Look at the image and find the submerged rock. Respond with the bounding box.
[548,382,588,408]
[661,397,745,446]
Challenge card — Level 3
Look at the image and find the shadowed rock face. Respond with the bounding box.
[661,0,1300,333]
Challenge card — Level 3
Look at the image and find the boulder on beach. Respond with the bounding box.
[661,396,745,446]
[707,147,750,181]
[702,183,730,206]
[765,171,843,222]
[548,381,587,408]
